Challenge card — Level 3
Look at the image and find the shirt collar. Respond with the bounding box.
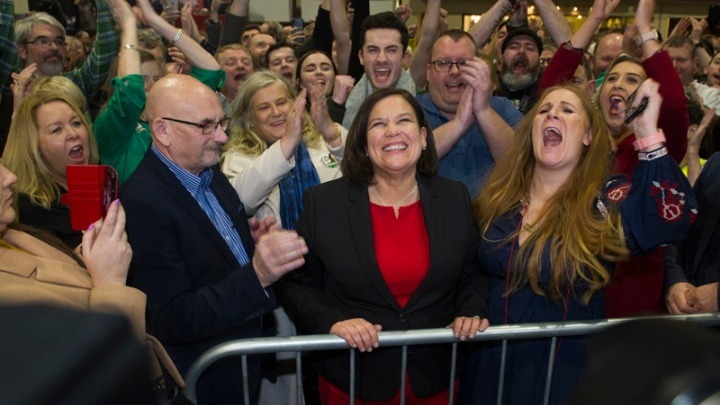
[152,144,213,196]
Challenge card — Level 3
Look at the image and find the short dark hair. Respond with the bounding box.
[341,88,438,185]
[241,24,260,36]
[663,35,696,57]
[358,12,409,51]
[433,29,478,55]
[265,42,295,67]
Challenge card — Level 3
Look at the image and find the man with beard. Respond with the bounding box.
[0,0,118,150]
[418,29,522,196]
[497,27,543,114]
[122,73,308,405]
[248,32,276,68]
[215,44,254,116]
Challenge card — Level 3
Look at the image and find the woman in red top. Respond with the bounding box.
[277,88,489,404]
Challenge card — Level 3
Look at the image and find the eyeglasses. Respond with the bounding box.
[430,59,468,72]
[24,36,65,48]
[162,116,230,135]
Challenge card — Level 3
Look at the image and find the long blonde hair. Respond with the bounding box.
[3,76,99,209]
[224,71,321,158]
[474,85,629,304]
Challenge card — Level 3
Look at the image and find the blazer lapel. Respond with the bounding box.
[146,152,242,268]
[346,183,401,311]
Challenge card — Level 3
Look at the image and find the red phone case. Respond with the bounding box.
[61,165,119,231]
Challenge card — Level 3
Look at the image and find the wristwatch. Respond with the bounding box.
[636,29,659,46]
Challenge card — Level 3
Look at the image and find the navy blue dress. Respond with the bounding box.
[460,155,698,404]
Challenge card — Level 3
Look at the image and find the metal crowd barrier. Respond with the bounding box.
[183,313,720,405]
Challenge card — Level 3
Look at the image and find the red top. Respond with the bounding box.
[370,201,429,309]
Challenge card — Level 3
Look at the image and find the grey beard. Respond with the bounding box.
[501,70,538,92]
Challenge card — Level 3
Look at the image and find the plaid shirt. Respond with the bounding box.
[0,0,118,99]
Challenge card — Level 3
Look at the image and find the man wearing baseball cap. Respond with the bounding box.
[497,27,543,114]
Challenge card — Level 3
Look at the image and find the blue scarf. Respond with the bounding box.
[278,141,320,229]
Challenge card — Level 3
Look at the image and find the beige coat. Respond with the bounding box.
[0,229,146,336]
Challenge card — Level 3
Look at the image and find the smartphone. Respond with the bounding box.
[624,89,649,125]
[61,165,119,231]
[291,17,304,44]
[164,0,179,11]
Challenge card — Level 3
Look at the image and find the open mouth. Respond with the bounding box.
[234,72,247,82]
[542,127,562,147]
[281,71,293,80]
[445,81,465,92]
[383,143,407,152]
[69,145,84,159]
[513,61,528,73]
[374,67,391,80]
[608,94,627,116]
[270,119,286,128]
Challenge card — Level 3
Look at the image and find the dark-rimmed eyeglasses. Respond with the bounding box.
[429,59,468,72]
[162,116,230,135]
[24,36,65,48]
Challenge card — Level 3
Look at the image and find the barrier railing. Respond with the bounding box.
[183,313,720,405]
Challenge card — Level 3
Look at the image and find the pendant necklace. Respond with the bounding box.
[373,183,418,211]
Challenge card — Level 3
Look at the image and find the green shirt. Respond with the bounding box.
[93,67,225,184]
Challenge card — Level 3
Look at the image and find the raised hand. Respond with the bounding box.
[82,200,133,287]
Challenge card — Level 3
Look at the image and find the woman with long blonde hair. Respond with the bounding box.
[3,76,99,248]
[222,70,345,229]
[460,82,696,405]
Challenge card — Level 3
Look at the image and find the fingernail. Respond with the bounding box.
[87,223,95,231]
[113,199,121,205]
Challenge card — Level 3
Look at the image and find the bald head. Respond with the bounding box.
[147,74,228,175]
[592,33,623,78]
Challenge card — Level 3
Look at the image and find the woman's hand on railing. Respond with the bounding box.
[450,316,490,341]
[330,318,382,352]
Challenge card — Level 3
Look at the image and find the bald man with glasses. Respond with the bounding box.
[122,74,308,405]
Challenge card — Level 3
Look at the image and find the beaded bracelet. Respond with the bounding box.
[326,124,342,143]
[638,146,668,161]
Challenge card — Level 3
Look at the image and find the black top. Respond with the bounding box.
[16,192,82,249]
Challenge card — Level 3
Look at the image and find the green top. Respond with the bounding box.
[92,67,225,184]
[0,0,119,98]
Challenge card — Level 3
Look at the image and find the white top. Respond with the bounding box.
[692,81,720,116]
[221,129,346,225]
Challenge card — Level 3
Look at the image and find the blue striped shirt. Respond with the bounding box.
[152,145,250,266]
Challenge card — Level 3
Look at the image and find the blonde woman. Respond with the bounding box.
[222,70,345,229]
[461,83,697,405]
[3,76,99,247]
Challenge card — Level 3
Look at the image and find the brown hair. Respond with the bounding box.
[341,88,438,186]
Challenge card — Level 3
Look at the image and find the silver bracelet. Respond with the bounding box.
[171,28,184,44]
[122,43,139,52]
[638,146,668,161]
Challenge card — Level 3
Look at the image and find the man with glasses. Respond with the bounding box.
[122,74,308,405]
[0,0,119,149]
[418,29,522,196]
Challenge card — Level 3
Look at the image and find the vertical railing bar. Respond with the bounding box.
[295,351,303,405]
[543,337,558,405]
[349,349,356,405]
[242,354,250,405]
[400,345,408,405]
[448,342,458,405]
[497,339,508,405]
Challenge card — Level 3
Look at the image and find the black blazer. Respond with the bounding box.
[277,174,488,401]
[122,149,275,405]
[665,152,720,305]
